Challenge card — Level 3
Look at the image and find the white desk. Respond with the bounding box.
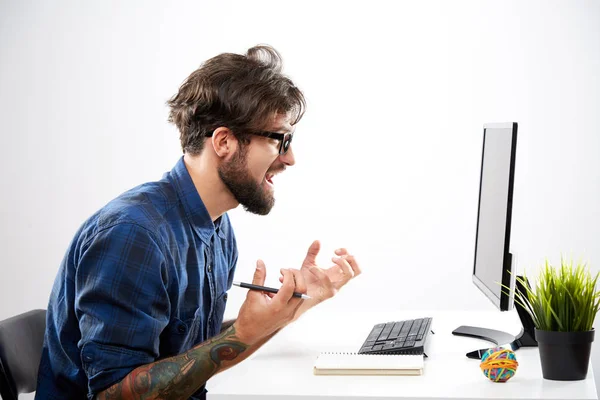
[206,307,597,400]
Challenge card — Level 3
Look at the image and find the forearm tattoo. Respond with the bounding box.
[96,325,247,399]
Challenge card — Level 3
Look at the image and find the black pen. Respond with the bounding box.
[233,281,311,300]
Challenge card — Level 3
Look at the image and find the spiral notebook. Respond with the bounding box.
[313,352,424,376]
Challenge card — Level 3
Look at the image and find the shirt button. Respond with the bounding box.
[207,264,212,273]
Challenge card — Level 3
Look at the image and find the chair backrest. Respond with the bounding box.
[0,309,46,400]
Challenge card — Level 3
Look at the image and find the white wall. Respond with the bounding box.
[1,0,599,398]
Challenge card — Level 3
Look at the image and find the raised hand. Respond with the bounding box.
[280,240,362,319]
[235,260,307,345]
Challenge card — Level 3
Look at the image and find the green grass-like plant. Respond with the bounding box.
[502,257,600,332]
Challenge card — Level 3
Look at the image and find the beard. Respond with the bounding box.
[218,148,276,216]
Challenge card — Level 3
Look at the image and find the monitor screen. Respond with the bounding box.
[453,122,535,351]
[472,122,518,311]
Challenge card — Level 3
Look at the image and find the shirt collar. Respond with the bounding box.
[167,156,227,244]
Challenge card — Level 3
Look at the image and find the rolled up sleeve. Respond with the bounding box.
[74,222,170,398]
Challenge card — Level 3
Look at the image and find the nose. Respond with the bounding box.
[280,145,295,166]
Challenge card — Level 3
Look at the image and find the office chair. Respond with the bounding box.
[0,309,46,400]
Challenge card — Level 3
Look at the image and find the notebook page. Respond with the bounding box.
[314,353,424,370]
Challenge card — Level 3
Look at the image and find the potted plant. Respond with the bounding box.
[510,257,600,381]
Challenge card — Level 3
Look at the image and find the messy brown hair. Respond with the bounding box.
[167,45,306,155]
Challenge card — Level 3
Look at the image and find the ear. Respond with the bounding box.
[210,127,238,158]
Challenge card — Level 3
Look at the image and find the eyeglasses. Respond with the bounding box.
[206,130,293,155]
[251,131,293,155]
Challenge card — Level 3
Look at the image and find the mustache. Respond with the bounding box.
[267,165,286,175]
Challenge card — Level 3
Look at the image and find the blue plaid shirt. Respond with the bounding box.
[35,157,238,400]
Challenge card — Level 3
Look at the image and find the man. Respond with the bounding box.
[35,44,361,400]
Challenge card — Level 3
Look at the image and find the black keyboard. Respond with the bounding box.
[358,317,433,355]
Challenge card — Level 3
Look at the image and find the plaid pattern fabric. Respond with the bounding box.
[35,157,238,400]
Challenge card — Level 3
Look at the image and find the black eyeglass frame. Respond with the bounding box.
[206,130,293,155]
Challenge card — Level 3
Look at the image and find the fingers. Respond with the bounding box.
[253,260,267,285]
[331,256,354,287]
[302,240,321,267]
[274,268,302,306]
[278,269,307,293]
[338,253,361,277]
[289,268,307,295]
[246,260,269,301]
[334,248,348,256]
[278,269,306,322]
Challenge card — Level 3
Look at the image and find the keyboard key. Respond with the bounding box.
[409,320,421,335]
[372,344,383,351]
[367,327,384,341]
[400,321,412,334]
[383,342,395,350]
[378,323,394,341]
[388,321,403,340]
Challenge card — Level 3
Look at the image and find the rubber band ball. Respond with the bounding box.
[480,347,518,382]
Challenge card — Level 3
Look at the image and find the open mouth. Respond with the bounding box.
[265,173,275,186]
[264,167,285,188]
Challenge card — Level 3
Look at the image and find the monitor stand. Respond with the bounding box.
[452,276,537,357]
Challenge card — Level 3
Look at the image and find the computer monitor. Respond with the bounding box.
[452,122,536,356]
[472,122,517,312]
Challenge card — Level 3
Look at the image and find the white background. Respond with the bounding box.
[1,0,599,398]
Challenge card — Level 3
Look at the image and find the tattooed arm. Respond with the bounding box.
[95,265,307,399]
[95,324,251,400]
